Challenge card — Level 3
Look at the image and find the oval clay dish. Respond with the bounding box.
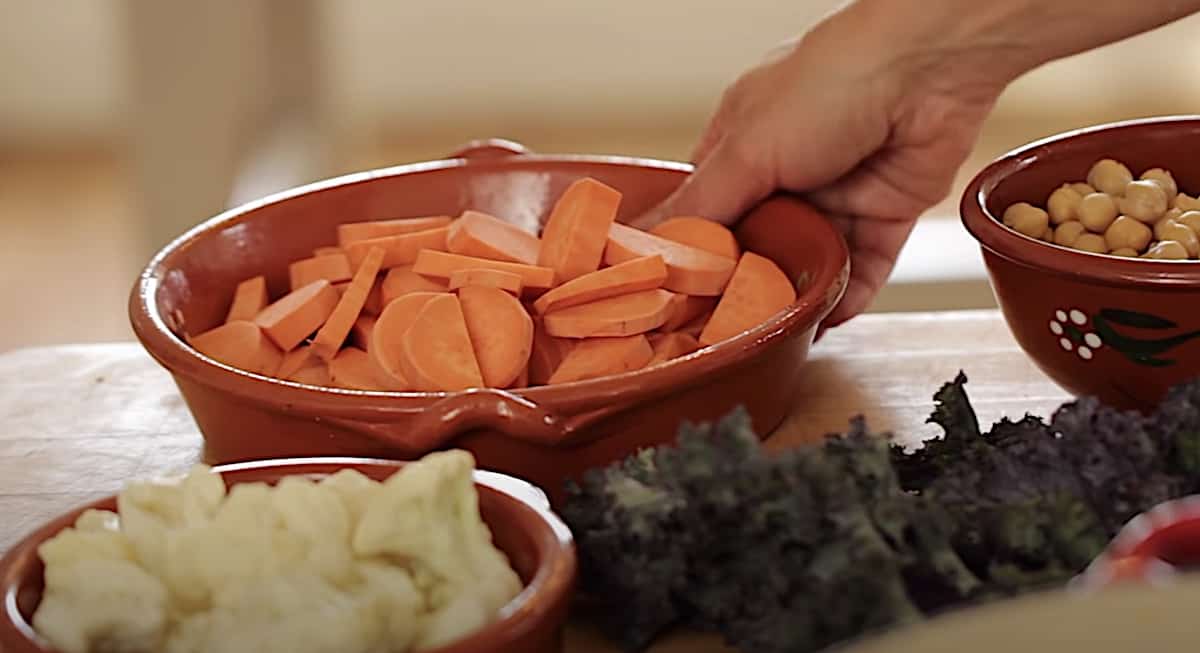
[129,140,850,503]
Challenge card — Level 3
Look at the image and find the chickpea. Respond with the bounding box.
[1046,185,1083,225]
[1162,207,1184,224]
[1144,240,1189,260]
[1141,168,1178,198]
[1040,225,1054,242]
[1119,180,1169,224]
[1070,182,1096,196]
[1053,221,1087,247]
[1104,215,1153,252]
[1175,193,1200,212]
[1110,247,1140,257]
[1078,193,1119,233]
[1178,210,1200,233]
[1087,158,1134,196]
[1073,233,1108,254]
[1002,202,1049,238]
[1156,221,1200,257]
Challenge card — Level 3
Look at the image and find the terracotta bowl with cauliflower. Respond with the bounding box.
[0,453,576,653]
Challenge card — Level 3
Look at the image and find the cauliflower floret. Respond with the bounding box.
[319,469,381,524]
[118,466,219,578]
[32,557,169,653]
[353,450,522,646]
[271,476,355,587]
[166,571,385,653]
[355,560,422,650]
[74,509,120,533]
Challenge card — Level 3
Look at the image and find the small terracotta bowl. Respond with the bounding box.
[129,139,849,504]
[962,116,1200,411]
[0,457,577,653]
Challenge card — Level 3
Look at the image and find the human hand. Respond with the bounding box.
[632,4,1008,328]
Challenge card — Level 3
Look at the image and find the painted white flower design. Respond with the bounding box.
[1049,308,1104,361]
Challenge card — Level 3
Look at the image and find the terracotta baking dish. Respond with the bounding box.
[129,139,849,503]
[961,116,1200,411]
[0,457,577,653]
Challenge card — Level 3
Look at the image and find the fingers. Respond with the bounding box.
[642,135,776,229]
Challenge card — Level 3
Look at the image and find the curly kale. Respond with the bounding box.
[563,373,1200,653]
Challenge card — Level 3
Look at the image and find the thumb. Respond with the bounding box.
[628,136,775,230]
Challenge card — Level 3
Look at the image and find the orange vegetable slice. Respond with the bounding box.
[537,178,621,284]
[529,322,574,385]
[699,251,796,346]
[369,291,448,391]
[311,246,385,361]
[189,320,283,376]
[329,347,383,390]
[458,285,533,388]
[659,294,718,332]
[288,252,353,291]
[313,246,344,257]
[380,266,448,307]
[447,210,541,265]
[649,216,741,260]
[448,268,524,295]
[532,255,667,315]
[350,314,376,352]
[337,216,453,247]
[543,288,675,338]
[344,226,449,270]
[398,294,485,391]
[224,276,268,324]
[413,250,555,290]
[253,279,340,351]
[604,223,735,296]
[648,332,701,365]
[547,335,653,384]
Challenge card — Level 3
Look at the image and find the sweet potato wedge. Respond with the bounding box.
[648,332,701,365]
[447,210,540,265]
[532,255,667,315]
[224,276,268,324]
[605,223,735,296]
[448,268,524,295]
[659,294,718,332]
[189,320,283,376]
[458,285,533,388]
[369,291,449,391]
[329,347,383,390]
[311,246,385,361]
[253,279,340,351]
[413,250,555,290]
[337,216,453,247]
[649,216,741,260]
[288,252,353,291]
[537,178,621,284]
[529,322,574,385]
[380,266,448,306]
[398,294,485,391]
[700,251,796,346]
[547,335,653,384]
[543,288,675,338]
[344,226,449,270]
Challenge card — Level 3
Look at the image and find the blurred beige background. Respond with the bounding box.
[3,1,1199,352]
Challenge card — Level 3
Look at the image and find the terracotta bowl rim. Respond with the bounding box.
[0,456,577,653]
[960,114,1200,288]
[128,150,849,412]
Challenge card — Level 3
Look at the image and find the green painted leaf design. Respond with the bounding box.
[1064,324,1085,344]
[1097,308,1177,330]
[1130,353,1175,367]
[1092,317,1200,357]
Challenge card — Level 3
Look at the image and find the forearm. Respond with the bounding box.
[837,0,1200,86]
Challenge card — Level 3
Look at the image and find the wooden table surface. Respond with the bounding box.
[0,309,1071,652]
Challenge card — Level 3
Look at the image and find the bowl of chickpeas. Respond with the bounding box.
[961,115,1200,411]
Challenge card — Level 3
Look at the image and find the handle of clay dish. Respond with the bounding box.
[331,388,581,457]
[449,138,531,161]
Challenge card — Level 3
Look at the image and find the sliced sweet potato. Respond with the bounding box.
[659,294,718,332]
[344,226,449,270]
[225,276,268,324]
[679,310,713,339]
[288,360,331,386]
[337,216,453,247]
[547,335,653,384]
[531,255,667,315]
[458,285,533,388]
[189,320,282,376]
[380,266,448,306]
[605,223,735,296]
[253,279,340,351]
[398,294,485,391]
[700,251,797,346]
[313,246,344,257]
[529,322,574,385]
[350,315,376,352]
[278,344,317,379]
[447,210,540,265]
[648,332,701,365]
[329,347,383,390]
[649,216,741,260]
[369,291,448,391]
[288,252,352,291]
[537,178,621,284]
[413,250,555,290]
[311,246,385,361]
[543,288,675,338]
[362,275,385,315]
[448,268,523,295]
